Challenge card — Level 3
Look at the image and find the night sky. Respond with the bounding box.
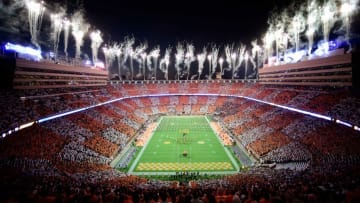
[82,0,293,47]
[0,0,294,49]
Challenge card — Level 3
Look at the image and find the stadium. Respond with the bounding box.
[1,0,360,202]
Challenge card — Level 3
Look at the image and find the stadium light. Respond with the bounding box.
[354,126,360,132]
[19,122,35,130]
[4,42,42,60]
[335,119,352,128]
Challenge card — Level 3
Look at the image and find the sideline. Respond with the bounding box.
[204,116,240,172]
[127,117,163,173]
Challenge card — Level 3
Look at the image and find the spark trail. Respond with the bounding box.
[50,9,65,57]
[210,45,219,80]
[63,18,71,57]
[175,43,185,80]
[197,47,207,80]
[90,30,103,64]
[71,10,89,59]
[185,43,196,80]
[159,47,171,80]
[26,0,45,48]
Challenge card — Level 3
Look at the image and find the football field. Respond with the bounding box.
[128,116,240,174]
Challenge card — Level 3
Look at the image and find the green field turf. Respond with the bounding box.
[129,116,239,174]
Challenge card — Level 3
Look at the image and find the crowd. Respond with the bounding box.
[150,97,161,106]
[248,131,290,157]
[0,125,66,161]
[214,95,360,173]
[301,91,349,114]
[84,135,119,158]
[191,105,203,115]
[58,140,111,165]
[261,142,312,163]
[2,82,359,136]
[102,128,130,148]
[1,83,360,202]
[124,95,233,116]
[329,97,360,127]
[0,91,39,130]
[1,166,360,202]
[0,88,102,131]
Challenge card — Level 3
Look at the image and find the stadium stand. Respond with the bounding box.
[14,58,108,89]
[1,57,360,202]
[259,51,352,86]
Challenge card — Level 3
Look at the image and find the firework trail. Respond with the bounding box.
[210,44,219,79]
[274,23,285,64]
[306,0,320,55]
[262,27,275,65]
[250,40,261,77]
[144,46,161,80]
[225,44,245,79]
[321,0,337,50]
[218,57,224,78]
[251,40,260,67]
[244,52,249,79]
[225,44,234,77]
[197,47,207,80]
[90,30,103,64]
[140,52,147,80]
[290,11,306,52]
[63,18,71,57]
[132,42,148,78]
[184,43,196,80]
[50,9,65,57]
[114,43,124,80]
[26,0,45,48]
[123,36,135,79]
[175,43,185,80]
[71,10,90,59]
[159,47,172,80]
[340,0,359,52]
[103,44,117,70]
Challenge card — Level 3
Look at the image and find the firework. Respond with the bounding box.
[150,46,160,80]
[90,30,103,64]
[159,47,172,80]
[63,18,71,57]
[26,0,45,48]
[340,0,359,52]
[197,47,207,80]
[50,10,65,57]
[185,43,196,80]
[210,45,219,79]
[71,10,90,59]
[306,0,319,55]
[175,43,185,80]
